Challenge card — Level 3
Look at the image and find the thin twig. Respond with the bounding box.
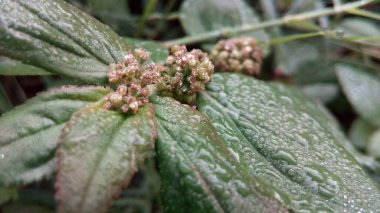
[162,0,377,47]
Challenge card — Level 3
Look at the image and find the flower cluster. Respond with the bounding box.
[104,48,164,113]
[104,46,214,113]
[210,37,263,76]
[158,45,214,103]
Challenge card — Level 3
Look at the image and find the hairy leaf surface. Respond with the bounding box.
[56,104,156,213]
[0,56,50,76]
[151,96,287,213]
[197,73,380,212]
[0,86,110,186]
[0,0,128,82]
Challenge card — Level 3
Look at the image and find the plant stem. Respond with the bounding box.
[134,0,158,37]
[162,0,377,47]
[346,8,380,21]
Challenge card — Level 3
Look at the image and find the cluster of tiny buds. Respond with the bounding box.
[160,45,214,103]
[104,45,214,113]
[210,37,263,76]
[104,48,164,113]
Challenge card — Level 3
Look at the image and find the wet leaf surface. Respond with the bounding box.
[0,0,128,82]
[151,96,287,213]
[56,103,156,213]
[0,86,110,186]
[198,73,380,212]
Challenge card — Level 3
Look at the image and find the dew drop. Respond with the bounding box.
[272,149,297,165]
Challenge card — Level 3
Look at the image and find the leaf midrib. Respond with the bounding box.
[77,116,126,212]
[200,92,314,191]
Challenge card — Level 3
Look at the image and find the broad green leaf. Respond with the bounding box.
[293,59,337,85]
[0,0,128,83]
[349,118,377,151]
[301,83,339,104]
[340,18,380,44]
[124,38,168,64]
[0,82,12,113]
[336,64,380,127]
[56,104,156,213]
[151,96,287,213]
[179,0,269,41]
[110,157,160,213]
[368,130,380,159]
[286,0,318,14]
[0,86,111,186]
[0,186,18,205]
[42,76,82,90]
[197,73,380,212]
[0,56,50,76]
[276,40,319,75]
[88,0,130,27]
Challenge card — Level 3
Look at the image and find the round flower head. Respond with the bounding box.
[105,48,162,113]
[210,37,263,76]
[158,45,214,103]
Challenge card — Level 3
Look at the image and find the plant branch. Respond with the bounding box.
[162,0,377,47]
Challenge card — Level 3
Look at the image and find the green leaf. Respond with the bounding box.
[56,104,156,213]
[293,59,337,85]
[0,186,18,205]
[0,86,111,186]
[197,73,380,211]
[286,0,318,14]
[301,83,339,104]
[0,82,12,113]
[276,40,319,75]
[110,157,160,213]
[349,118,377,151]
[88,0,130,26]
[0,56,50,76]
[151,96,286,213]
[336,64,380,127]
[0,0,128,83]
[179,0,269,41]
[367,130,380,159]
[87,0,137,36]
[340,18,380,44]
[124,38,168,64]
